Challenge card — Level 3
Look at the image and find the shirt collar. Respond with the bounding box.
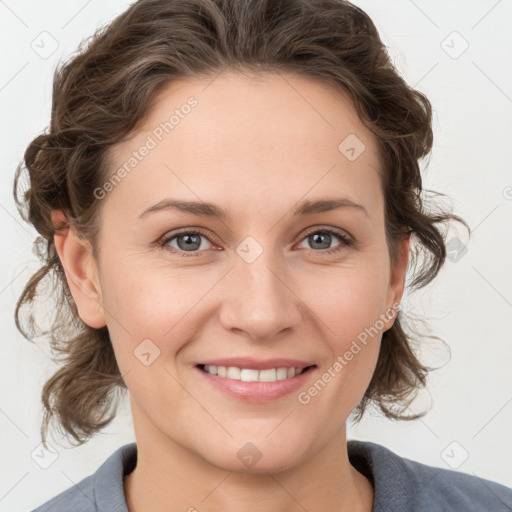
[93,440,411,512]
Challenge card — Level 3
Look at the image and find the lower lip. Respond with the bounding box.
[196,366,316,403]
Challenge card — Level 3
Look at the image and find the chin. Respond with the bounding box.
[196,436,312,475]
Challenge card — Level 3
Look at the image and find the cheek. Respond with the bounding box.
[101,262,201,332]
[99,264,217,373]
[100,266,195,415]
[309,261,391,339]
[300,261,390,397]
[295,271,387,416]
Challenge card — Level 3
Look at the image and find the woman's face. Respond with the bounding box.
[62,71,409,472]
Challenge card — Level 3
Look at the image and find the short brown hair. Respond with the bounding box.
[13,0,470,447]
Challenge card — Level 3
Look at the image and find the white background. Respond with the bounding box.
[1,0,511,510]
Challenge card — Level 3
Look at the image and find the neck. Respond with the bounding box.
[124,404,374,512]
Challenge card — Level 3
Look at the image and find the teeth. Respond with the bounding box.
[259,368,276,382]
[276,368,288,380]
[203,365,307,382]
[226,366,241,380]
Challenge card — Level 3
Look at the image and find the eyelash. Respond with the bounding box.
[158,227,353,258]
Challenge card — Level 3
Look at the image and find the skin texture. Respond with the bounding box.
[52,71,410,512]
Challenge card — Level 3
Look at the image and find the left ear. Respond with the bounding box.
[384,231,411,327]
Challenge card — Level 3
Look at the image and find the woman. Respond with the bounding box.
[14,0,512,510]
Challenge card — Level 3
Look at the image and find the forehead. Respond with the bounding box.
[104,70,384,221]
[142,70,376,152]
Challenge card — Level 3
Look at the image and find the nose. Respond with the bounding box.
[218,249,303,341]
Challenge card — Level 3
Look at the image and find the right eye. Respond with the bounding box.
[159,229,215,257]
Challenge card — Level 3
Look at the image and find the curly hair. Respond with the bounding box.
[13,0,470,447]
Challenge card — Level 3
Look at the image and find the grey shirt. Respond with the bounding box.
[31,440,512,511]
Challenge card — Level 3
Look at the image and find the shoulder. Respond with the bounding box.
[348,439,512,511]
[30,473,97,512]
[30,442,137,512]
[399,449,512,510]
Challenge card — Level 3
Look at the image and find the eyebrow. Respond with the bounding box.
[137,197,369,220]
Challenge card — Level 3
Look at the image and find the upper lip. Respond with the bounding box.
[196,358,316,371]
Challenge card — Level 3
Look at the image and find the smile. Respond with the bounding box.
[199,364,313,382]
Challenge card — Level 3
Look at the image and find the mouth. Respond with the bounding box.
[194,357,318,402]
[197,363,316,383]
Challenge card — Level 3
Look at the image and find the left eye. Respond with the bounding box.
[296,229,352,253]
[160,228,352,257]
